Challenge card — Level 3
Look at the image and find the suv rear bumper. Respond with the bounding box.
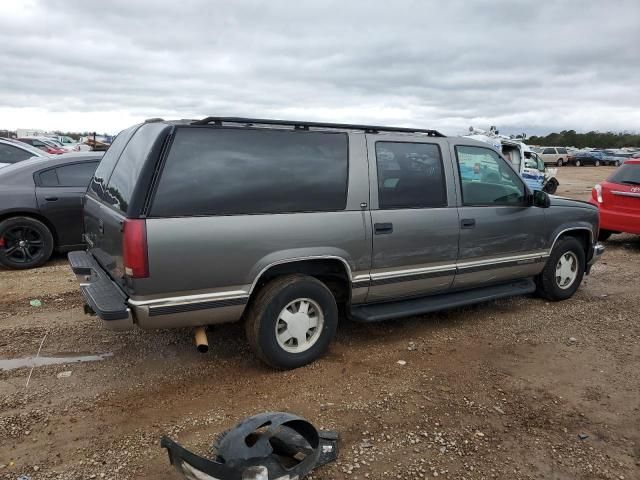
[68,251,134,331]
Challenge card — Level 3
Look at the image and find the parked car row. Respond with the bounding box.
[534,146,639,167]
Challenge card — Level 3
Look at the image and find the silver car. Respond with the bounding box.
[69,117,604,369]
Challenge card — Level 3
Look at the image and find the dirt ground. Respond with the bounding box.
[1,166,639,480]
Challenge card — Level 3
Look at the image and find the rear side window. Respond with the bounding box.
[0,143,33,164]
[608,164,640,185]
[104,123,167,213]
[90,126,138,201]
[542,148,555,154]
[557,148,567,154]
[56,162,99,186]
[39,168,59,186]
[150,128,349,217]
[375,142,447,209]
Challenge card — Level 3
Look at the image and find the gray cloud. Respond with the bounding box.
[0,0,639,135]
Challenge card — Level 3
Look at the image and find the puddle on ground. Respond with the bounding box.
[0,352,113,371]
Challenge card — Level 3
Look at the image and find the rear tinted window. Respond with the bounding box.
[557,148,567,154]
[608,164,640,185]
[57,162,99,186]
[90,126,138,201]
[104,123,166,213]
[151,127,348,217]
[542,148,555,154]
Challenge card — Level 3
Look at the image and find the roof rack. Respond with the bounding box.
[191,116,445,137]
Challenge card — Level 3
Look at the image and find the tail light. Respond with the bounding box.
[593,184,603,203]
[122,219,149,278]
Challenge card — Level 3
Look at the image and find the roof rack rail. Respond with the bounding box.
[191,116,445,137]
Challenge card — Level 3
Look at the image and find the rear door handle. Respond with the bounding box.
[374,222,393,235]
[44,196,58,201]
[461,218,476,229]
[98,219,104,234]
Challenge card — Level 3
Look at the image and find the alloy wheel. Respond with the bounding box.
[275,298,324,353]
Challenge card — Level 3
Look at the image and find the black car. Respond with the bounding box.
[569,151,604,167]
[0,152,103,269]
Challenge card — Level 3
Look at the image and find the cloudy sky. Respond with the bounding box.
[1,0,639,136]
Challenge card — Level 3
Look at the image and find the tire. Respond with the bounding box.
[536,236,585,301]
[575,159,582,167]
[0,216,54,269]
[543,178,559,195]
[245,274,338,369]
[594,160,600,167]
[557,158,563,166]
[614,160,620,167]
[598,230,613,241]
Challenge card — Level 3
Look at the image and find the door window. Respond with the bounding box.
[557,148,567,154]
[375,142,447,209]
[542,148,555,155]
[455,145,526,206]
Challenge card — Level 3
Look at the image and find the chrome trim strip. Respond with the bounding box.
[456,252,547,269]
[129,291,249,308]
[611,190,640,198]
[369,263,457,280]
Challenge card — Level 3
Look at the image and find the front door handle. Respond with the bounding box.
[44,196,58,201]
[461,218,476,229]
[374,222,393,235]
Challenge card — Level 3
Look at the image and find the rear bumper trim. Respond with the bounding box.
[68,251,133,328]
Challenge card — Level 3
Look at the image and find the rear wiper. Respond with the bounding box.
[620,180,640,185]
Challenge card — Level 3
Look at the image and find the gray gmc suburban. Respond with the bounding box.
[69,117,604,369]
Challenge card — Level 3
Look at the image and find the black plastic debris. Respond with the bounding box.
[161,412,339,480]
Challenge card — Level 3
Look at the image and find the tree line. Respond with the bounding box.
[527,130,640,149]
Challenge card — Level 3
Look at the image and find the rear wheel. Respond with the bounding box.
[594,160,600,167]
[536,237,585,301]
[556,158,563,166]
[543,178,559,195]
[614,160,620,167]
[575,159,582,167]
[245,275,338,369]
[0,217,54,269]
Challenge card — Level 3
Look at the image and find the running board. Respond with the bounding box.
[349,279,536,323]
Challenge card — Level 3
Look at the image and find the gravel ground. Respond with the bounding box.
[1,166,638,480]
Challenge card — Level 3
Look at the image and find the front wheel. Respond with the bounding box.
[536,237,585,301]
[594,160,600,167]
[245,275,338,369]
[575,159,582,167]
[0,216,54,269]
[614,160,620,167]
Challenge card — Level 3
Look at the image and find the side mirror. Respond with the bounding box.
[533,190,551,208]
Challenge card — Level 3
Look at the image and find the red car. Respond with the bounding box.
[16,137,65,155]
[590,158,640,240]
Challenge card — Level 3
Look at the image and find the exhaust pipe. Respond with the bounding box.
[194,326,209,353]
